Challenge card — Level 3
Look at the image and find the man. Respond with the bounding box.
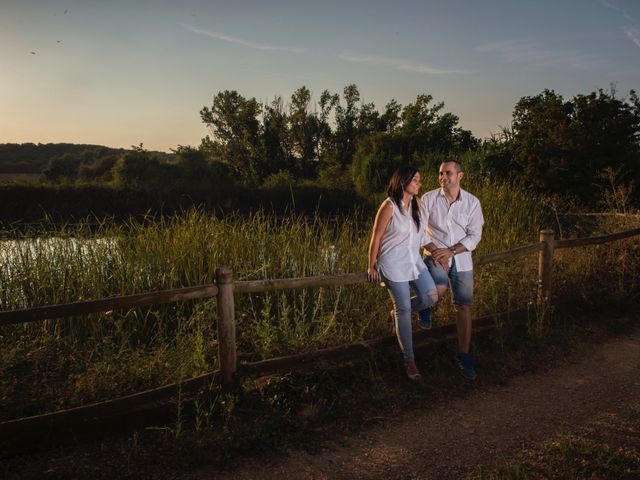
[421,159,484,380]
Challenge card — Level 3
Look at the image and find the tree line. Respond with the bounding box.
[2,84,639,216]
[477,88,640,207]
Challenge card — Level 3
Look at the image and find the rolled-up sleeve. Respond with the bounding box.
[459,199,484,252]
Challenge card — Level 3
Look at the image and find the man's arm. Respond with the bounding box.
[458,199,484,253]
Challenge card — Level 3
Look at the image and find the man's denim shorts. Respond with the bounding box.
[425,256,474,306]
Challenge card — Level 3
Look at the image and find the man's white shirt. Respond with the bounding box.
[421,188,484,272]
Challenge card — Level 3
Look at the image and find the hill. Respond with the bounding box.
[0,143,173,174]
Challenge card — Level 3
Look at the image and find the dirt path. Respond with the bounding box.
[187,327,640,479]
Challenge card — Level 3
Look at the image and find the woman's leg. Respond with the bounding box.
[382,276,414,362]
[410,268,439,312]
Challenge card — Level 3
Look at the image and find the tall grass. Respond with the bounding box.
[1,176,638,420]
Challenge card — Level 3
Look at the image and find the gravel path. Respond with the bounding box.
[187,327,640,479]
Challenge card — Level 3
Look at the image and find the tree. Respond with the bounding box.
[571,89,640,193]
[77,155,117,182]
[399,94,477,157]
[316,89,339,167]
[510,90,575,193]
[334,84,361,168]
[262,96,293,175]
[381,100,402,133]
[351,132,404,195]
[113,149,172,192]
[508,88,640,202]
[198,86,478,192]
[351,93,477,194]
[166,145,234,200]
[43,153,82,182]
[200,90,265,185]
[289,86,319,177]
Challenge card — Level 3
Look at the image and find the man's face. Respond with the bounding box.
[439,162,463,190]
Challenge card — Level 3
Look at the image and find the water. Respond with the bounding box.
[0,237,119,309]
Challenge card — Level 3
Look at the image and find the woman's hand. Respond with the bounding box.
[367,265,380,282]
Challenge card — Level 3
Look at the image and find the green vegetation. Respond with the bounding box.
[2,84,637,223]
[1,174,639,422]
[0,142,171,175]
[469,430,640,480]
[475,88,640,208]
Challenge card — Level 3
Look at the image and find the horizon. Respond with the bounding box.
[2,0,639,153]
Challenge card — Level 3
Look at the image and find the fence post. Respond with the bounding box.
[216,267,236,386]
[538,229,555,303]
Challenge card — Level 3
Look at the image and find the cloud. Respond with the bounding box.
[181,24,304,53]
[601,0,638,23]
[476,40,601,70]
[600,1,640,50]
[338,52,470,75]
[623,26,640,48]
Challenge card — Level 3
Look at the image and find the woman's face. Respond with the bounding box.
[404,172,421,196]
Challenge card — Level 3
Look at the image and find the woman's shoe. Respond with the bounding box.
[389,309,396,335]
[405,361,423,382]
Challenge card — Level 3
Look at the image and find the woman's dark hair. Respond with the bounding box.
[387,166,421,231]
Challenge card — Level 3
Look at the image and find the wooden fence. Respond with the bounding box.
[1,227,639,447]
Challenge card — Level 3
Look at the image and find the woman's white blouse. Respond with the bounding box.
[377,198,430,283]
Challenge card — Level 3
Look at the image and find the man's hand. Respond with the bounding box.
[431,247,453,270]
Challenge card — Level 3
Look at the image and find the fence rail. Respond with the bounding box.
[0,284,219,326]
[1,227,640,449]
[554,227,640,249]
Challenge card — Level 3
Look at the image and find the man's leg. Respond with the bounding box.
[451,262,476,379]
[436,284,448,300]
[454,304,472,353]
[424,257,449,301]
[411,268,439,330]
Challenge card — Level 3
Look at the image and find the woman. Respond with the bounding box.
[367,166,438,381]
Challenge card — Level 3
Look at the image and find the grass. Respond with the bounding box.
[469,430,640,480]
[0,176,639,423]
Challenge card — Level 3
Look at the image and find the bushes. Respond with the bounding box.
[0,181,372,224]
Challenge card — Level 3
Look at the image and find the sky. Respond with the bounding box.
[1,0,639,152]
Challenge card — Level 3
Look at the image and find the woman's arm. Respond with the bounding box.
[368,200,393,282]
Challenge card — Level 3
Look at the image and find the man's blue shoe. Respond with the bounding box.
[418,308,432,330]
[456,352,477,381]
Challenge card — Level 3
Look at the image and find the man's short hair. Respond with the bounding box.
[443,158,463,173]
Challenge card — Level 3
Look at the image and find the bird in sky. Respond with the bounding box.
[30,51,36,55]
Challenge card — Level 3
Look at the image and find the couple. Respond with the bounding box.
[367,160,484,382]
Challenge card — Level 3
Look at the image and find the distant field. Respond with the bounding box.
[0,173,41,184]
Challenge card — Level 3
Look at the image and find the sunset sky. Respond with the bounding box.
[2,0,639,152]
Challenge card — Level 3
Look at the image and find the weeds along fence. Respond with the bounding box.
[1,227,639,443]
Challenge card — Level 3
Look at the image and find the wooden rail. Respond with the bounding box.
[554,227,640,249]
[1,226,640,450]
[235,272,368,293]
[0,284,218,326]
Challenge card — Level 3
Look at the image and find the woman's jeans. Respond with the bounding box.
[381,268,437,362]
